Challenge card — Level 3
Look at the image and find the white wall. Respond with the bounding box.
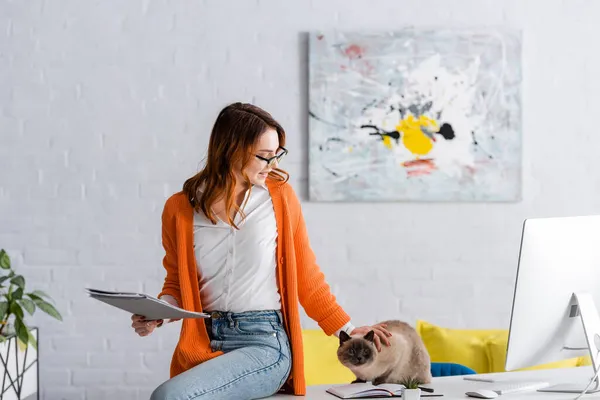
[2,0,600,398]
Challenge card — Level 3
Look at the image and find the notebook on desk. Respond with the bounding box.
[326,383,443,398]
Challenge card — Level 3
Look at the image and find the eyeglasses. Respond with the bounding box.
[255,146,288,168]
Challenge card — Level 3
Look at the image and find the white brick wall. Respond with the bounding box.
[2,0,600,398]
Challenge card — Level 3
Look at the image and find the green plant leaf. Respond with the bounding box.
[10,275,24,290]
[18,298,35,315]
[10,302,24,320]
[33,298,62,321]
[0,276,10,285]
[0,250,10,270]
[0,335,5,343]
[14,317,29,349]
[12,288,23,300]
[0,302,8,319]
[399,376,422,389]
[25,293,41,302]
[30,290,53,301]
[27,329,37,350]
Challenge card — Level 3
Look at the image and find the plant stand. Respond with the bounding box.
[0,327,38,400]
[402,388,421,400]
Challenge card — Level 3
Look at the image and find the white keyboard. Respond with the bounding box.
[490,381,550,395]
[463,376,499,383]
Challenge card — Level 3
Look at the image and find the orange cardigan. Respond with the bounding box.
[157,178,351,395]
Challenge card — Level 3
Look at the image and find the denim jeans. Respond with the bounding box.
[150,310,292,400]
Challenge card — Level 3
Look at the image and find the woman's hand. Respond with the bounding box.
[350,323,392,352]
[131,314,163,337]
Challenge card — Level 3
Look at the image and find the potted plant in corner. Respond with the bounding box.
[0,249,62,400]
[399,377,423,400]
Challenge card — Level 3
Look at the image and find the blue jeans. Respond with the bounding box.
[150,310,292,400]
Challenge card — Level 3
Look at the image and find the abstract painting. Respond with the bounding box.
[308,29,522,201]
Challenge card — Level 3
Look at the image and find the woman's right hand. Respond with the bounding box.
[131,314,163,337]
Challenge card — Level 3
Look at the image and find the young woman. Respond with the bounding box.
[131,103,391,399]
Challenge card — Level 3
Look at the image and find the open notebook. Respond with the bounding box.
[327,383,406,398]
[326,383,441,399]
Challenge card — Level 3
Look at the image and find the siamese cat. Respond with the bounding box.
[337,320,432,385]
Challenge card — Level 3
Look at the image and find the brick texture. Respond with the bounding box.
[2,0,600,398]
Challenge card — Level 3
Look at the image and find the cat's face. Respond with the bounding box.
[337,330,376,368]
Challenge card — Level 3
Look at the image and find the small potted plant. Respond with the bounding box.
[399,377,422,400]
[0,249,62,399]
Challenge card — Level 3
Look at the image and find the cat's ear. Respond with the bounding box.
[339,331,351,345]
[364,330,375,342]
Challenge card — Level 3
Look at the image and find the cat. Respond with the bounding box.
[336,320,432,386]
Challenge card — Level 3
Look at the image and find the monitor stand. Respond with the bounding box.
[537,292,600,393]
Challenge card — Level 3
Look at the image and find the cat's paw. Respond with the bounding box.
[351,378,366,384]
[372,376,389,386]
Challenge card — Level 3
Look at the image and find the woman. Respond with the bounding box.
[131,102,391,399]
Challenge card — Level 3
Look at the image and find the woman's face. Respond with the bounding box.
[241,128,281,187]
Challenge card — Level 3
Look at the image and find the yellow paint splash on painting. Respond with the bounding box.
[396,115,438,156]
[382,136,393,149]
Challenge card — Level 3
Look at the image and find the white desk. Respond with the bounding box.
[271,366,600,399]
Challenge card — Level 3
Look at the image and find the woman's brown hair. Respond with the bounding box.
[183,102,288,228]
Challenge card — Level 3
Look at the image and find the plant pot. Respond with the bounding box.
[402,388,421,400]
[0,327,38,400]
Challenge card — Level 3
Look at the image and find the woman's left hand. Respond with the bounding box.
[350,323,392,352]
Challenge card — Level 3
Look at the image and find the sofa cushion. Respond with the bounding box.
[417,320,590,373]
[302,329,354,385]
[485,332,583,372]
[416,319,504,373]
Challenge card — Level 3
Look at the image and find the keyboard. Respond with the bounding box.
[463,376,499,383]
[490,381,550,395]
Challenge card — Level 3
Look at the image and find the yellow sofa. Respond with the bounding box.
[416,320,591,373]
[301,321,592,385]
[302,329,355,385]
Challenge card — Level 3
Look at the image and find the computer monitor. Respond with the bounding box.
[505,215,600,393]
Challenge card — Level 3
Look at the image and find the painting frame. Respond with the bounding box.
[308,28,523,202]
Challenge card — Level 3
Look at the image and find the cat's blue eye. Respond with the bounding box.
[349,349,355,355]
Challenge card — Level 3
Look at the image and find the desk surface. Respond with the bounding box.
[271,366,600,399]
